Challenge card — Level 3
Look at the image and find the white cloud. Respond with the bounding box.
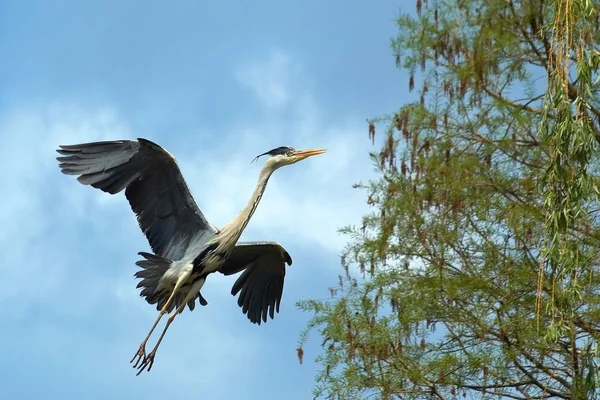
[0,104,125,304]
[234,50,301,109]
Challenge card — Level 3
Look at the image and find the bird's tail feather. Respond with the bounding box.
[134,252,205,313]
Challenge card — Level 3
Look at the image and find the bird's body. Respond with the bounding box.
[56,138,325,374]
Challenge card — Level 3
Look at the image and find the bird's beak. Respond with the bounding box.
[293,148,327,160]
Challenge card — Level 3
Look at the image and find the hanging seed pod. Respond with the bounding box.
[296,347,304,364]
[347,343,355,360]
[416,0,422,16]
[459,79,467,98]
[380,344,389,360]
[454,37,461,57]
[431,115,437,131]
[423,139,431,153]
[387,134,395,156]
[368,120,376,144]
[409,74,415,92]
[403,125,410,139]
[395,113,402,131]
[396,53,401,68]
[440,33,448,56]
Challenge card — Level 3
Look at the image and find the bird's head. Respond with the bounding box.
[252,146,326,168]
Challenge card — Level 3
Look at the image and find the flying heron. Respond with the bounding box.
[55,138,326,375]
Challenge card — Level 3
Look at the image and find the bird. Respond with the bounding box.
[55,138,326,375]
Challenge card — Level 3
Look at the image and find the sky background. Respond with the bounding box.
[0,1,413,398]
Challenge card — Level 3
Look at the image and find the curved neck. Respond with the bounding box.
[219,162,275,245]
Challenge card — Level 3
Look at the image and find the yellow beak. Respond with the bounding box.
[293,148,327,159]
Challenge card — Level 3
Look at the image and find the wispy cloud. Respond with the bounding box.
[0,104,125,303]
[234,50,301,109]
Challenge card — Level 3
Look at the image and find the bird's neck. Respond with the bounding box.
[219,164,275,245]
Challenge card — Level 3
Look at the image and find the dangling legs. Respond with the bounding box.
[135,277,206,375]
[130,271,191,368]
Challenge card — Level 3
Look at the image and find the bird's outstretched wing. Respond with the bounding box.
[220,241,292,324]
[56,138,216,260]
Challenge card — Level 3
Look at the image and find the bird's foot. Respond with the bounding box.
[130,343,147,369]
[135,351,156,376]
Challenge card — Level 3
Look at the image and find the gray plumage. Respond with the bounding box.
[56,137,325,374]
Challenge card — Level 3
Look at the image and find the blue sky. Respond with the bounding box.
[0,1,411,398]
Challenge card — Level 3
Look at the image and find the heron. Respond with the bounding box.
[55,138,326,375]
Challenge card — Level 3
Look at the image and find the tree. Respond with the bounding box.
[298,0,600,398]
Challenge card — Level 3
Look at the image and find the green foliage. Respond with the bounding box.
[540,0,600,396]
[298,0,600,398]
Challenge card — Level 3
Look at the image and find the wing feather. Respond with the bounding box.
[220,241,292,324]
[56,138,216,260]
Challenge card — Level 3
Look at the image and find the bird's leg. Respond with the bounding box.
[131,271,190,368]
[130,307,168,368]
[135,277,206,375]
[135,307,180,375]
